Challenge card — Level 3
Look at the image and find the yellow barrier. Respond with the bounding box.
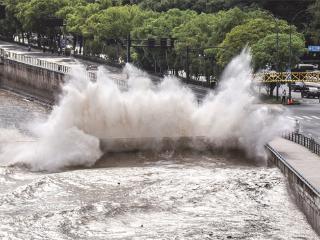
[254,72,320,83]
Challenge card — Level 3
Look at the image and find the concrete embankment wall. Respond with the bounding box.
[266,145,320,235]
[0,59,64,103]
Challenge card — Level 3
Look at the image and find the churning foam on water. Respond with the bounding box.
[0,49,292,171]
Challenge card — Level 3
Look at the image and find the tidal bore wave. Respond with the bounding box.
[0,50,318,239]
[0,49,292,171]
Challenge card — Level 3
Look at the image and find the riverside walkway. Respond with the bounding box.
[269,137,320,192]
[268,137,320,235]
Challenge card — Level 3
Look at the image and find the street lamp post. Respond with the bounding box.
[126,33,131,63]
[288,9,308,99]
[289,23,293,100]
[186,46,190,81]
[275,17,280,101]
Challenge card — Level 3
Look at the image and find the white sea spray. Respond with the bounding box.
[0,49,292,171]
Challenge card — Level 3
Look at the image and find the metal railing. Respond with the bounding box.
[283,132,320,156]
[0,48,71,73]
[255,72,320,83]
[0,46,130,89]
[266,144,320,197]
[0,47,71,74]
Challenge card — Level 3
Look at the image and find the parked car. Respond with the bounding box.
[301,86,320,98]
[292,82,307,92]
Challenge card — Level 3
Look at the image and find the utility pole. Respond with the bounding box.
[126,33,131,63]
[289,24,292,100]
[186,46,190,81]
[276,18,280,101]
[288,8,310,100]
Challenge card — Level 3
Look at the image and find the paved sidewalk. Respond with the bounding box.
[269,137,320,191]
[0,40,121,72]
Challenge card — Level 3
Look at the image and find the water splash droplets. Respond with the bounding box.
[0,49,292,171]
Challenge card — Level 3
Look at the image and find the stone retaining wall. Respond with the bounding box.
[267,145,320,236]
[0,59,64,103]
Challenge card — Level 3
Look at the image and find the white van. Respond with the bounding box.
[294,63,318,72]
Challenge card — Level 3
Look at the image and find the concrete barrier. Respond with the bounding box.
[0,58,63,103]
[266,144,320,235]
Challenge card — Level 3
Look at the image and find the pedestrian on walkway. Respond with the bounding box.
[281,89,286,104]
[295,119,300,134]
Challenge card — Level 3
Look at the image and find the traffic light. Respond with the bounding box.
[0,5,5,19]
[148,38,156,48]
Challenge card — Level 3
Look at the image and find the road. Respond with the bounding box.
[275,86,320,140]
[286,100,320,140]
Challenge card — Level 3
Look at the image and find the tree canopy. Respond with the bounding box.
[0,0,310,80]
[216,17,304,70]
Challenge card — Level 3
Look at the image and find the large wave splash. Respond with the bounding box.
[0,49,292,171]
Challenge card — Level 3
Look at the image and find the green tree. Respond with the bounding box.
[62,1,113,53]
[308,0,320,44]
[133,8,195,39]
[170,8,273,78]
[64,3,101,36]
[132,9,197,73]
[15,0,67,34]
[216,17,304,68]
[80,5,154,60]
[84,5,149,39]
[137,0,265,13]
[0,2,23,40]
[252,33,305,71]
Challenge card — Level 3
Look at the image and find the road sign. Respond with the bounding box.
[308,46,320,52]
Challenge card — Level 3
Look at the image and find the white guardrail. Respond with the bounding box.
[0,47,70,73]
[0,47,128,89]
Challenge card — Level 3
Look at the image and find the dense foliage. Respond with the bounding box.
[0,0,313,81]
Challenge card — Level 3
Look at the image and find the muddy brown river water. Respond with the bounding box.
[0,90,318,239]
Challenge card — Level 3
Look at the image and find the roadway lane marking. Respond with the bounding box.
[312,116,320,120]
[302,116,313,120]
[287,116,295,120]
[294,116,304,120]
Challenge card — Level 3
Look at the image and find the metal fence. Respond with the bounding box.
[0,47,70,74]
[255,72,320,83]
[266,143,320,197]
[0,46,130,89]
[283,132,320,156]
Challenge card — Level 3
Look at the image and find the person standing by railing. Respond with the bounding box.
[281,89,287,104]
[295,119,300,134]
